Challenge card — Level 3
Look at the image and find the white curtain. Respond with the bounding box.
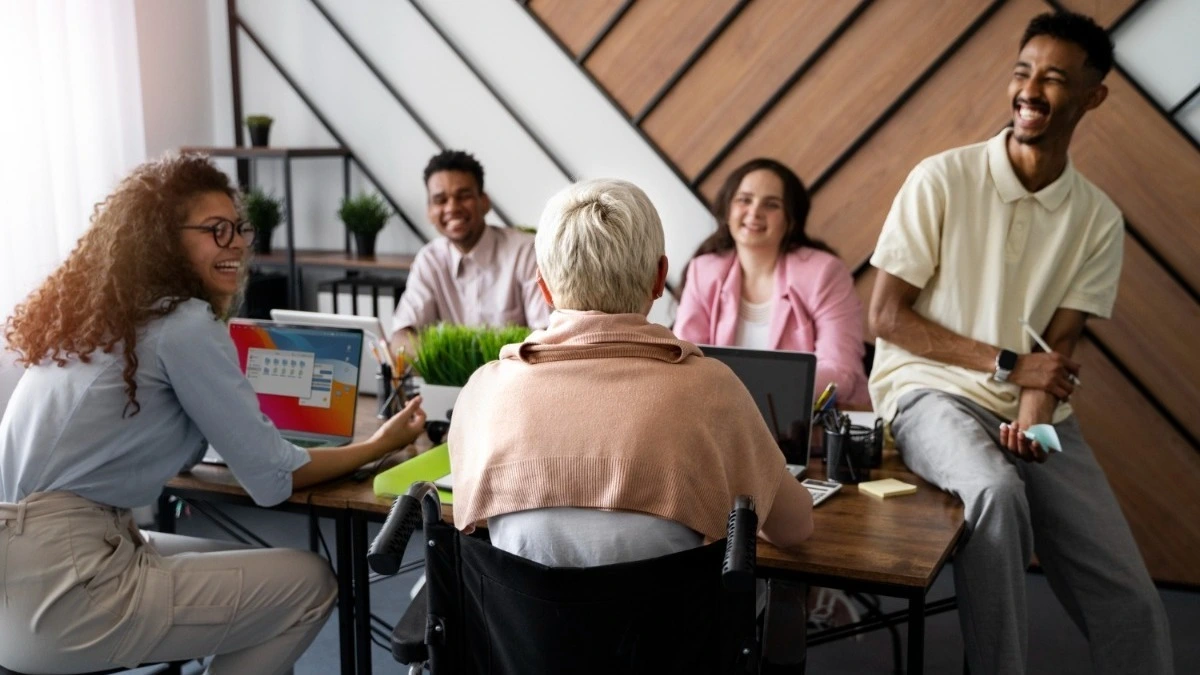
[0,0,146,323]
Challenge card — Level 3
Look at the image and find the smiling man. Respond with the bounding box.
[391,150,549,348]
[866,11,1172,675]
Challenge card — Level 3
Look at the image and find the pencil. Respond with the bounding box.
[1019,319,1081,387]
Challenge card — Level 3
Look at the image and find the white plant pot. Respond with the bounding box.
[419,382,463,422]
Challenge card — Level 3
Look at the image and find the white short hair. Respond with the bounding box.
[535,179,665,314]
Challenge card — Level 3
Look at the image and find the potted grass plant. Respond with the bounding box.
[246,114,273,147]
[243,187,283,255]
[412,323,533,421]
[338,193,391,257]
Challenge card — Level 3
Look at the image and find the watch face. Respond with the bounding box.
[998,349,1018,371]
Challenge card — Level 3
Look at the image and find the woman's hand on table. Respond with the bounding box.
[369,395,426,454]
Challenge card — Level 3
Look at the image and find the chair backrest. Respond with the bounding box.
[420,520,757,674]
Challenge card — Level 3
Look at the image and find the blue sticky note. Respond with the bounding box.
[1023,424,1063,453]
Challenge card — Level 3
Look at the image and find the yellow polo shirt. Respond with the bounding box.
[869,129,1124,424]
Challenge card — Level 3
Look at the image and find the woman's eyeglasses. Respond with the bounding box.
[180,219,256,248]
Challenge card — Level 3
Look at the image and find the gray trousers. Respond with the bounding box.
[0,492,337,675]
[892,390,1172,675]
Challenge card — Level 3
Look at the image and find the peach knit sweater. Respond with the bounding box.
[447,310,788,541]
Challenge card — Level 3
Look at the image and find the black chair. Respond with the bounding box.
[368,482,761,674]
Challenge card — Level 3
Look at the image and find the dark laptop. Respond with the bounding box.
[700,346,817,474]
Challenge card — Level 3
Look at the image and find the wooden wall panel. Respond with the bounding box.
[1071,73,1200,295]
[528,0,626,56]
[1057,0,1139,27]
[1091,236,1200,442]
[804,0,1038,270]
[642,0,861,178]
[587,0,737,116]
[698,0,991,201]
[1072,339,1200,586]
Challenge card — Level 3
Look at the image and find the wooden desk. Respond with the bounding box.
[165,399,964,674]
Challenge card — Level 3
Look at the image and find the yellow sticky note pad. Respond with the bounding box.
[858,478,917,499]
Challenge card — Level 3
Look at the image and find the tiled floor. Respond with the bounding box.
[161,503,1198,674]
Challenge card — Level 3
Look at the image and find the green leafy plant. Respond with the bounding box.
[245,114,273,127]
[243,187,283,237]
[338,193,392,236]
[412,324,533,387]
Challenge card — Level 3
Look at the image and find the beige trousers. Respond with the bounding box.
[0,492,337,675]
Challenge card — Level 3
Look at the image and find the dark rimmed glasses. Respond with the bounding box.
[180,218,257,248]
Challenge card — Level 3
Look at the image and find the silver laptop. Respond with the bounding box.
[270,309,389,395]
[204,320,364,463]
[701,346,818,476]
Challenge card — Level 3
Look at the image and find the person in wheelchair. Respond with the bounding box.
[446,179,814,671]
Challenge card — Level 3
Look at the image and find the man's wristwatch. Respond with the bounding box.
[993,349,1018,383]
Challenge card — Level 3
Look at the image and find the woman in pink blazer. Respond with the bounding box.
[675,158,869,407]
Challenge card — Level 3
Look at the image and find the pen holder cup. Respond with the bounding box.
[376,367,400,418]
[823,418,883,483]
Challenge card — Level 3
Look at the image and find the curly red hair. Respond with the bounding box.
[4,153,242,416]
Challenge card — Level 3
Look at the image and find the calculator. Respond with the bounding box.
[801,478,842,507]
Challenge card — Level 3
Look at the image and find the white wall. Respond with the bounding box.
[1112,0,1200,137]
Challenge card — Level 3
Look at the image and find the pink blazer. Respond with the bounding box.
[674,248,869,407]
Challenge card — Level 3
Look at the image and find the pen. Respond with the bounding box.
[813,382,837,413]
[1019,319,1082,387]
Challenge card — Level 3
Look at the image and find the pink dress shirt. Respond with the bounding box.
[674,248,869,407]
[392,225,551,336]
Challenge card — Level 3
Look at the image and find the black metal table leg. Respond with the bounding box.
[352,511,372,674]
[908,592,926,674]
[335,510,356,675]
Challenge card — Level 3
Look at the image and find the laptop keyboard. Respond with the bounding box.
[290,438,332,449]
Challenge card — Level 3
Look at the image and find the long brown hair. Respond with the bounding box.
[691,158,833,261]
[4,153,241,416]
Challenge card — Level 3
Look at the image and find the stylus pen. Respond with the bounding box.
[1019,319,1082,387]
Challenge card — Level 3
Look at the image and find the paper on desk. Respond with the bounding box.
[1023,424,1063,452]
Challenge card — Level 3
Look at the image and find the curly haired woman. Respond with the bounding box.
[0,153,425,674]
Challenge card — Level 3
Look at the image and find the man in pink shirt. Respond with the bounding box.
[391,150,550,348]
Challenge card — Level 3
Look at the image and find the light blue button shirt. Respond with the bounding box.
[0,299,310,508]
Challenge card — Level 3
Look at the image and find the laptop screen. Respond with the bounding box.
[701,346,817,466]
[228,320,363,439]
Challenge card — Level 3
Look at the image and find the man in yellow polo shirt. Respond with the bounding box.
[867,11,1171,675]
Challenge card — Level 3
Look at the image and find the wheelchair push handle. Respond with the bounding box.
[368,482,442,575]
[722,495,757,592]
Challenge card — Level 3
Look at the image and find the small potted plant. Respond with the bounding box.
[243,187,283,255]
[338,193,391,257]
[412,324,533,421]
[246,114,273,147]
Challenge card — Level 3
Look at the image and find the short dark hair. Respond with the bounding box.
[423,150,485,192]
[1021,11,1113,78]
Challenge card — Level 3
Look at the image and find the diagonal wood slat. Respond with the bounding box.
[587,0,737,116]
[642,0,861,178]
[698,0,991,201]
[1056,0,1140,27]
[528,0,627,56]
[1091,236,1200,444]
[1070,73,1200,297]
[1072,339,1200,586]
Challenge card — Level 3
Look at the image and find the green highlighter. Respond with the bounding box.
[1023,424,1063,453]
